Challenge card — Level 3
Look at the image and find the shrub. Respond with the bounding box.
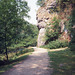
[69,9,75,51]
[45,17,61,43]
[69,44,75,51]
[69,38,75,51]
[42,40,68,49]
[36,0,45,7]
[16,48,34,56]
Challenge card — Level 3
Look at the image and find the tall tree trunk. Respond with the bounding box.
[5,25,8,61]
[5,45,8,61]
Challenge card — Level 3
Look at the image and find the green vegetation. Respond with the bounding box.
[45,17,61,43]
[41,40,68,49]
[0,1,38,74]
[0,48,34,65]
[45,0,75,51]
[0,0,38,61]
[36,0,46,7]
[48,48,75,75]
[0,0,30,60]
[0,0,38,73]
[56,0,75,10]
[0,0,75,74]
[69,9,75,51]
[0,48,34,74]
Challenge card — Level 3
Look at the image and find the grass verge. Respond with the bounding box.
[48,48,75,75]
[0,48,34,75]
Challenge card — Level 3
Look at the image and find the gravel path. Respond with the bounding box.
[2,47,52,75]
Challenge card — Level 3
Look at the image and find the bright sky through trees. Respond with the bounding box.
[25,0,39,25]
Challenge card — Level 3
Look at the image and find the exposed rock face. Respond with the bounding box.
[37,0,57,47]
[37,28,46,47]
[36,0,57,29]
[36,0,71,47]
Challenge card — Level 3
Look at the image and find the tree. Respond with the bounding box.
[16,0,30,18]
[69,8,75,51]
[0,0,30,61]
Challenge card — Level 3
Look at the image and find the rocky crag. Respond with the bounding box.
[36,0,72,47]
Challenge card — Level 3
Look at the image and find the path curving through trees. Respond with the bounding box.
[2,47,52,75]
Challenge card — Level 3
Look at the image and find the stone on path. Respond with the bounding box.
[2,47,52,75]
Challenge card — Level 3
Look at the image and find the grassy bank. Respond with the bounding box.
[48,48,75,75]
[0,48,34,74]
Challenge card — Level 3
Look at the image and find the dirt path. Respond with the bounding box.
[2,47,52,75]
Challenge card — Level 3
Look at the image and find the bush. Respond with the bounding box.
[69,44,75,51]
[69,9,75,51]
[69,39,75,51]
[21,36,37,47]
[36,0,45,7]
[42,40,68,49]
[0,60,5,66]
[16,48,34,56]
[45,17,61,43]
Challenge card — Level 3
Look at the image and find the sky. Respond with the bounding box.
[25,0,39,25]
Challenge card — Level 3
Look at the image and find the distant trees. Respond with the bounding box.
[0,0,30,60]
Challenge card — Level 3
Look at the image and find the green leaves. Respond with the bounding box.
[16,0,30,18]
[43,40,68,49]
[45,17,61,43]
[36,0,45,7]
[0,0,30,55]
[69,9,75,51]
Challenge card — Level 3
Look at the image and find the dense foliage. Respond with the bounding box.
[0,0,38,61]
[45,17,61,44]
[36,0,46,7]
[42,40,68,49]
[57,0,75,51]
[69,9,75,51]
[0,48,34,66]
[57,0,75,9]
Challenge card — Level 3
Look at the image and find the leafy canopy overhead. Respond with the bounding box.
[16,0,30,18]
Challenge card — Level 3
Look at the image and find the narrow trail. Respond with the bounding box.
[2,47,52,75]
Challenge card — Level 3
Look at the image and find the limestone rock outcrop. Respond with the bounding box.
[37,0,57,47]
[36,0,57,29]
[37,28,46,47]
[36,0,71,47]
